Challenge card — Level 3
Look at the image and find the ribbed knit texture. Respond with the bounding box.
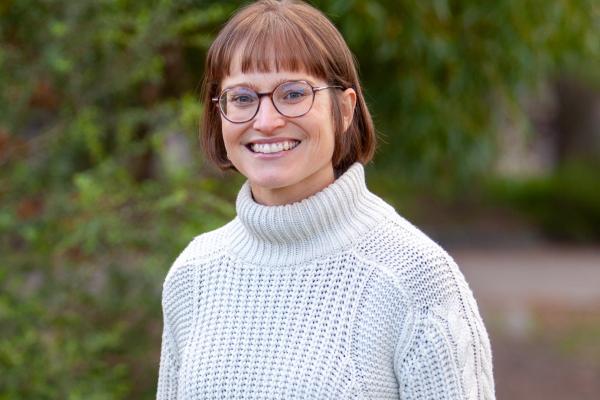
[157,162,495,399]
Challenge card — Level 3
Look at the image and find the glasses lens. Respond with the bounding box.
[220,87,258,122]
[273,81,313,117]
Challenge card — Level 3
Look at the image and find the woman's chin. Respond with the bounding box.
[248,176,293,191]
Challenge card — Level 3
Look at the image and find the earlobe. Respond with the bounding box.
[341,88,357,132]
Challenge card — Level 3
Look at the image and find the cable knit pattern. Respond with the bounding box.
[157,162,495,399]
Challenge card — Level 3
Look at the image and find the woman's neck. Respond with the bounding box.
[249,164,336,206]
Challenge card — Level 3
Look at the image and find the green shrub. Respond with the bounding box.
[485,162,600,242]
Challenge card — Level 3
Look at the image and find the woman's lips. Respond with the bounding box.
[245,137,301,145]
[245,140,301,158]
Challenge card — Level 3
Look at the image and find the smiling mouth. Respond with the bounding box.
[246,140,301,154]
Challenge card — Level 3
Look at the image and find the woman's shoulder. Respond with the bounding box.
[354,210,471,306]
[162,220,235,287]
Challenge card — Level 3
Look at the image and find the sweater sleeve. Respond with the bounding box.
[156,296,180,400]
[394,263,495,399]
[156,236,204,400]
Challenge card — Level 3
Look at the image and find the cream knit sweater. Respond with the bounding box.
[157,162,495,399]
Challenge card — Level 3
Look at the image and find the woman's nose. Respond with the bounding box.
[252,96,285,133]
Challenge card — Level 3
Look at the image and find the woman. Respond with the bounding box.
[157,1,495,399]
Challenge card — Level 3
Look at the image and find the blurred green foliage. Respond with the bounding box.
[0,0,598,398]
[485,162,600,242]
[316,0,599,184]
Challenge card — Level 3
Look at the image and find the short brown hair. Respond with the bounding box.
[200,0,376,175]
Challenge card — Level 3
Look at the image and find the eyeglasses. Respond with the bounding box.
[212,80,344,124]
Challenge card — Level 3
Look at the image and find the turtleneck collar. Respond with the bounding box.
[226,162,397,267]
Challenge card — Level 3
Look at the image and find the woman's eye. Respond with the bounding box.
[232,95,254,104]
[283,90,307,102]
[229,94,257,107]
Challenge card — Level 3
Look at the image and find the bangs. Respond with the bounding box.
[209,10,332,84]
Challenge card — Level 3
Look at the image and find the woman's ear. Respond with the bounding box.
[340,87,357,132]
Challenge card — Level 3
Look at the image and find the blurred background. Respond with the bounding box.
[1,0,598,398]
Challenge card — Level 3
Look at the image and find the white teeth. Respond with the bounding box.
[251,140,300,154]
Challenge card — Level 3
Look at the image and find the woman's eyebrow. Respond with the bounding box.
[223,77,316,92]
[221,81,261,91]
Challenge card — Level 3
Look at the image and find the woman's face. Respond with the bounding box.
[219,62,356,206]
